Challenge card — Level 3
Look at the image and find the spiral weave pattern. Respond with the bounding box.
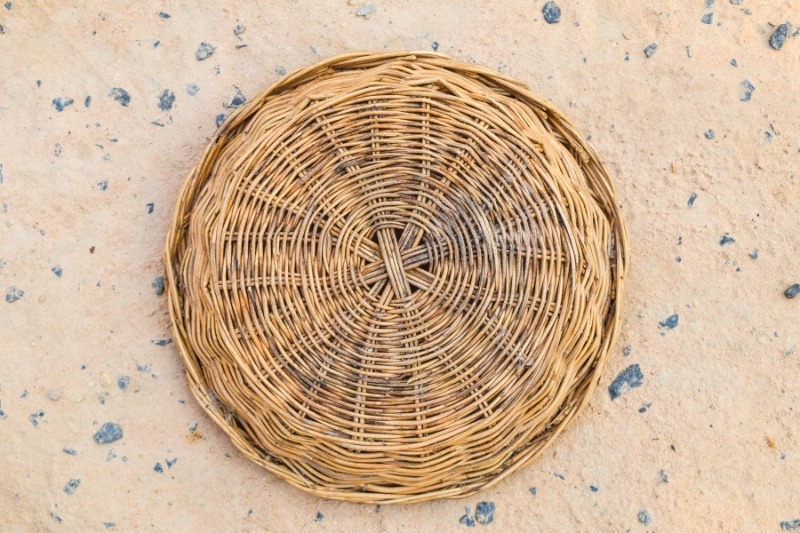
[165,52,627,503]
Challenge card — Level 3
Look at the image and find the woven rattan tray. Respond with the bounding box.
[165,51,627,504]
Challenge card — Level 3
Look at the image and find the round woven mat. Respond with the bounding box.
[165,51,627,504]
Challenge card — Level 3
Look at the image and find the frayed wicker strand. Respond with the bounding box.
[165,51,628,504]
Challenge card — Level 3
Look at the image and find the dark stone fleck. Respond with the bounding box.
[785,284,800,299]
[542,1,561,23]
[688,192,697,206]
[225,87,246,109]
[216,113,227,127]
[196,42,216,61]
[686,45,692,58]
[93,422,123,444]
[136,362,152,372]
[85,95,92,107]
[475,502,494,525]
[50,514,63,524]
[432,41,440,51]
[153,40,160,48]
[623,344,632,356]
[98,395,106,404]
[152,276,165,295]
[638,510,652,526]
[151,339,171,346]
[740,79,755,102]
[151,119,165,127]
[730,58,738,67]
[52,97,74,112]
[659,314,679,330]
[675,256,682,263]
[63,478,81,495]
[102,523,116,529]
[234,24,246,35]
[639,402,651,413]
[4,2,11,10]
[6,286,24,303]
[185,82,200,96]
[109,87,131,107]
[158,89,175,111]
[63,447,77,455]
[554,472,565,480]
[158,11,170,18]
[118,375,130,391]
[719,235,735,246]
[52,266,62,277]
[644,43,658,58]
[770,23,789,50]
[147,202,155,214]
[701,13,713,24]
[459,513,476,528]
[154,462,163,473]
[529,487,537,495]
[30,411,44,427]
[276,66,287,76]
[782,519,800,531]
[98,180,108,191]
[235,44,248,49]
[609,364,644,400]
[730,0,742,3]
[590,485,598,492]
[166,457,177,468]
[661,469,669,483]
[704,129,715,139]
[705,0,714,6]
[315,511,324,522]
[749,250,758,259]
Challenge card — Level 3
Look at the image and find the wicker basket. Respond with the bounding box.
[164,51,628,504]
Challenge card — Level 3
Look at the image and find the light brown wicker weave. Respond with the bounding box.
[165,51,628,504]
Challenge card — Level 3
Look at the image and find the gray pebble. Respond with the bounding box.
[740,79,755,101]
[608,364,644,400]
[6,286,24,303]
[770,23,789,50]
[475,502,494,525]
[158,89,175,112]
[196,42,216,61]
[785,284,800,299]
[186,83,200,96]
[659,314,679,330]
[701,13,714,24]
[48,389,61,401]
[356,3,376,17]
[152,276,165,295]
[63,478,81,495]
[93,422,123,444]
[644,43,658,58]
[234,24,246,35]
[108,87,131,107]
[638,510,653,526]
[705,129,715,139]
[719,235,736,245]
[542,1,561,24]
[52,97,74,112]
[118,375,131,391]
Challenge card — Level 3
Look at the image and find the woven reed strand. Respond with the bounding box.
[165,51,628,504]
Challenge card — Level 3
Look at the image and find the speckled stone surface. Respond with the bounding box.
[0,1,798,531]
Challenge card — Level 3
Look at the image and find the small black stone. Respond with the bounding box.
[6,286,24,303]
[542,1,561,24]
[459,513,476,528]
[704,129,715,139]
[701,13,714,24]
[638,510,652,526]
[118,375,130,391]
[719,235,736,246]
[196,42,216,61]
[529,487,537,495]
[785,284,800,299]
[749,250,758,259]
[639,403,651,413]
[234,24,246,35]
[158,11,170,18]
[63,447,78,455]
[52,266,62,277]
[147,202,155,214]
[781,519,800,531]
[644,43,658,58]
[661,469,669,483]
[85,95,92,107]
[93,422,123,444]
[152,276,165,295]
[659,314,679,330]
[730,59,738,67]
[315,511,324,522]
[623,344,632,356]
[158,89,175,112]
[770,23,789,50]
[688,193,698,206]
[225,87,247,109]
[740,79,755,102]
[98,180,108,191]
[63,478,81,495]
[154,462,163,473]
[432,41,440,51]
[52,97,74,112]
[109,87,131,107]
[166,457,177,468]
[608,364,644,400]
[590,485,598,492]
[475,502,494,525]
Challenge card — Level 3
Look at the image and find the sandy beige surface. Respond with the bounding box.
[1,1,798,531]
